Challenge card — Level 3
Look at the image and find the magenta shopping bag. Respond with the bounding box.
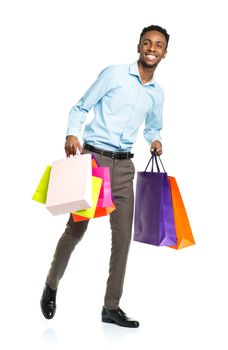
[71,154,116,222]
[133,155,177,247]
[92,167,113,208]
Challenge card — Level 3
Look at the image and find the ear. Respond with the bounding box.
[162,50,167,59]
[137,44,140,53]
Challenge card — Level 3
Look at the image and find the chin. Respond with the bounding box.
[142,60,156,68]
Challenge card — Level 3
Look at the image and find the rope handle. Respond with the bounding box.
[144,153,166,173]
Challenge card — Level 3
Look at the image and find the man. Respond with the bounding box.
[41,25,169,328]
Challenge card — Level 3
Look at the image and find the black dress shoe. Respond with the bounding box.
[102,307,139,328]
[40,283,57,319]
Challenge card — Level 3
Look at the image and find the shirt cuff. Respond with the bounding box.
[66,128,80,138]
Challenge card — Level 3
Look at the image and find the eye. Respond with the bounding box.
[143,41,150,46]
[157,43,165,49]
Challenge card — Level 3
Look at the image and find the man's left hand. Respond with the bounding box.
[150,140,162,156]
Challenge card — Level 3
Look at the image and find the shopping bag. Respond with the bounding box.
[32,156,98,207]
[168,176,195,249]
[71,155,116,222]
[91,167,113,207]
[46,154,92,215]
[71,176,102,219]
[90,155,114,207]
[32,165,52,204]
[133,155,177,247]
[72,202,116,222]
[92,158,98,168]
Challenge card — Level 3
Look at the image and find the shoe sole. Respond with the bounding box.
[102,317,139,328]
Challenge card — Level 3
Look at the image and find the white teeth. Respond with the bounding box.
[146,54,156,60]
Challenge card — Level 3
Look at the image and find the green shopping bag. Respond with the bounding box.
[32,166,52,204]
[72,176,102,218]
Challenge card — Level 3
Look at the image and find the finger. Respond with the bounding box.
[64,144,70,157]
[65,149,70,157]
[72,144,77,156]
[66,143,75,156]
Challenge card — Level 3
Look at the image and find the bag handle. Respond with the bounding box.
[144,153,166,173]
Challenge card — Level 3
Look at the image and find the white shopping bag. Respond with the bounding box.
[46,154,92,215]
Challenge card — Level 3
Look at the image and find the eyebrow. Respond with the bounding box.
[143,39,165,45]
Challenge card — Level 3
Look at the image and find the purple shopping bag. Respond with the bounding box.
[133,155,177,247]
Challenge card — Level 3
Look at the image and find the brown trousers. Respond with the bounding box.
[46,150,135,309]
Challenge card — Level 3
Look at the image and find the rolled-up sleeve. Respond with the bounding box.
[143,90,164,144]
[66,66,115,137]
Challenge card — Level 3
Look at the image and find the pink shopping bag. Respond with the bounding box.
[46,154,92,215]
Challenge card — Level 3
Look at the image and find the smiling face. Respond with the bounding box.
[138,30,167,68]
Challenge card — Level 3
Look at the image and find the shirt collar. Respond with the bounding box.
[129,61,156,86]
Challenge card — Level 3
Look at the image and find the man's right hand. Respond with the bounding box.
[65,135,83,156]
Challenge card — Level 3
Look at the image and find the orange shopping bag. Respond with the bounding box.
[168,176,195,249]
[72,202,116,222]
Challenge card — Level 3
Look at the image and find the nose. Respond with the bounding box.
[148,43,156,52]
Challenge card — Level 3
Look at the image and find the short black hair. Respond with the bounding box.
[139,25,170,48]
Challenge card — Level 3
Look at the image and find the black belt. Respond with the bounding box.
[83,144,134,159]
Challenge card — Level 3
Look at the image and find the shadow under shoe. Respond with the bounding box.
[102,307,139,328]
[40,283,57,319]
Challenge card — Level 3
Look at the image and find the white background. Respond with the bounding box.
[1,0,228,349]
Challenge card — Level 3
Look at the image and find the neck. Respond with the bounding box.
[137,60,157,84]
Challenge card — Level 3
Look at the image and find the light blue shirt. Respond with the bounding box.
[67,62,164,152]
